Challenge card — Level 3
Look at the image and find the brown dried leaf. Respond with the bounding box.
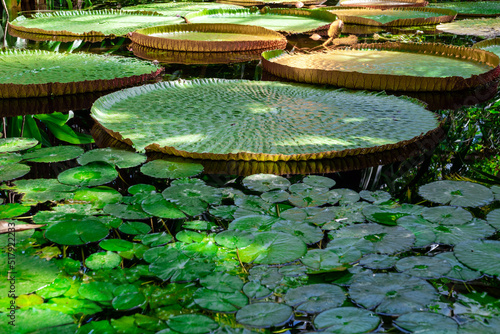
[0,220,45,234]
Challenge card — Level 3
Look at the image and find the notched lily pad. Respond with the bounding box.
[140,159,203,179]
[242,173,291,192]
[394,311,458,333]
[313,307,381,333]
[58,161,118,187]
[0,163,30,182]
[45,218,109,245]
[78,147,146,169]
[285,284,346,314]
[23,145,83,163]
[167,314,219,334]
[236,302,293,328]
[395,255,452,279]
[454,239,500,276]
[418,180,494,207]
[0,137,38,153]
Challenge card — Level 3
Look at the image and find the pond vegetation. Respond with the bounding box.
[0,0,500,333]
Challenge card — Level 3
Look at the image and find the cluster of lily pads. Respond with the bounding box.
[1,137,500,333]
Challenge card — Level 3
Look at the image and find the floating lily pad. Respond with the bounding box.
[262,44,498,92]
[0,152,22,165]
[261,190,290,203]
[0,308,74,333]
[394,311,458,333]
[141,160,203,179]
[285,284,346,314]
[149,248,215,282]
[271,220,324,245]
[236,302,293,328]
[194,288,248,312]
[363,203,424,225]
[438,17,500,38]
[123,2,243,16]
[22,145,83,163]
[45,218,109,245]
[243,174,291,192]
[214,230,255,249]
[0,163,30,182]
[73,186,123,209]
[104,203,151,220]
[0,253,60,296]
[243,281,272,299]
[85,251,122,270]
[10,10,184,38]
[330,224,415,254]
[419,180,494,207]
[349,272,439,315]
[396,215,436,248]
[301,248,354,273]
[238,231,307,265]
[0,178,76,203]
[200,272,244,292]
[319,203,370,230]
[78,148,146,169]
[429,1,500,17]
[431,218,495,245]
[302,175,336,189]
[141,231,172,247]
[360,254,399,270]
[91,79,441,161]
[454,240,500,276]
[0,49,162,98]
[328,188,360,205]
[486,208,500,230]
[112,285,146,311]
[185,8,336,34]
[0,137,38,153]
[99,239,134,252]
[288,186,330,207]
[313,307,381,332]
[229,215,280,232]
[359,190,392,204]
[434,252,482,282]
[395,256,451,279]
[167,314,219,334]
[58,161,118,187]
[141,193,186,219]
[422,206,473,225]
[119,221,151,235]
[162,178,222,216]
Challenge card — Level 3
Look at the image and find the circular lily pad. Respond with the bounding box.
[141,193,187,219]
[301,248,356,273]
[338,0,428,9]
[0,49,162,98]
[0,163,30,182]
[58,161,118,187]
[262,44,499,92]
[45,218,109,245]
[285,284,346,314]
[431,218,495,246]
[434,252,482,282]
[454,239,500,276]
[185,8,336,34]
[103,203,150,220]
[363,203,424,226]
[112,285,146,311]
[437,18,500,38]
[325,6,455,26]
[359,190,392,204]
[22,145,83,163]
[243,174,291,192]
[77,147,146,169]
[236,303,293,328]
[394,311,458,333]
[123,2,243,16]
[91,79,441,161]
[0,203,31,219]
[487,208,500,230]
[396,215,436,248]
[1,178,77,203]
[0,152,22,165]
[73,186,123,209]
[429,1,500,17]
[85,251,122,270]
[418,180,494,207]
[0,137,38,152]
[140,159,203,179]
[194,288,248,312]
[238,231,307,265]
[271,220,324,245]
[129,23,287,52]
[118,221,151,234]
[243,281,272,300]
[167,314,219,334]
[360,254,399,269]
[214,230,255,249]
[200,272,244,292]
[421,206,473,225]
[349,272,439,315]
[313,307,381,332]
[395,256,452,279]
[9,10,184,38]
[302,175,336,189]
[162,178,222,216]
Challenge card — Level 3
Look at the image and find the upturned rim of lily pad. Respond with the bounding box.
[321,7,457,27]
[0,49,163,98]
[261,42,500,92]
[129,23,287,52]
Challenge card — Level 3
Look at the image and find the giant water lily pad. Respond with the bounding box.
[338,0,428,9]
[236,303,293,328]
[77,147,146,169]
[9,10,184,38]
[0,253,60,296]
[284,284,346,314]
[91,79,441,161]
[313,307,381,332]
[437,18,500,38]
[323,7,456,26]
[349,272,439,315]
[0,49,162,98]
[418,180,494,207]
[185,8,337,34]
[474,38,500,58]
[58,161,118,187]
[123,2,243,16]
[454,240,500,276]
[429,1,500,17]
[262,43,500,92]
[130,23,287,52]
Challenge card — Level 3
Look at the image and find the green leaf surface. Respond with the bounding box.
[285,284,346,314]
[58,161,118,187]
[0,163,30,182]
[418,180,494,207]
[141,159,203,179]
[85,251,122,270]
[22,145,83,163]
[454,239,500,276]
[313,307,381,333]
[78,147,146,168]
[45,219,109,245]
[194,288,248,312]
[167,314,219,334]
[0,137,38,153]
[0,308,74,334]
[236,302,293,328]
[394,311,458,333]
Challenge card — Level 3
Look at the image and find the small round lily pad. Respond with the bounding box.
[214,230,255,249]
[73,186,123,209]
[0,163,30,182]
[58,161,118,187]
[395,256,452,279]
[421,206,472,225]
[487,208,500,230]
[194,288,248,313]
[418,180,494,207]
[167,314,219,334]
[236,302,293,328]
[118,221,151,235]
[302,175,336,189]
[85,251,122,270]
[0,203,31,219]
[360,254,399,270]
[285,284,346,314]
[394,311,458,333]
[45,218,109,245]
[141,193,187,219]
[200,272,244,292]
[313,307,380,332]
[0,137,38,153]
[77,147,146,168]
[22,145,84,163]
[103,203,151,220]
[454,239,500,276]
[434,252,482,282]
[140,159,204,179]
[0,152,22,165]
[242,174,291,192]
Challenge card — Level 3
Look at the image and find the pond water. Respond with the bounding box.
[1,3,500,334]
